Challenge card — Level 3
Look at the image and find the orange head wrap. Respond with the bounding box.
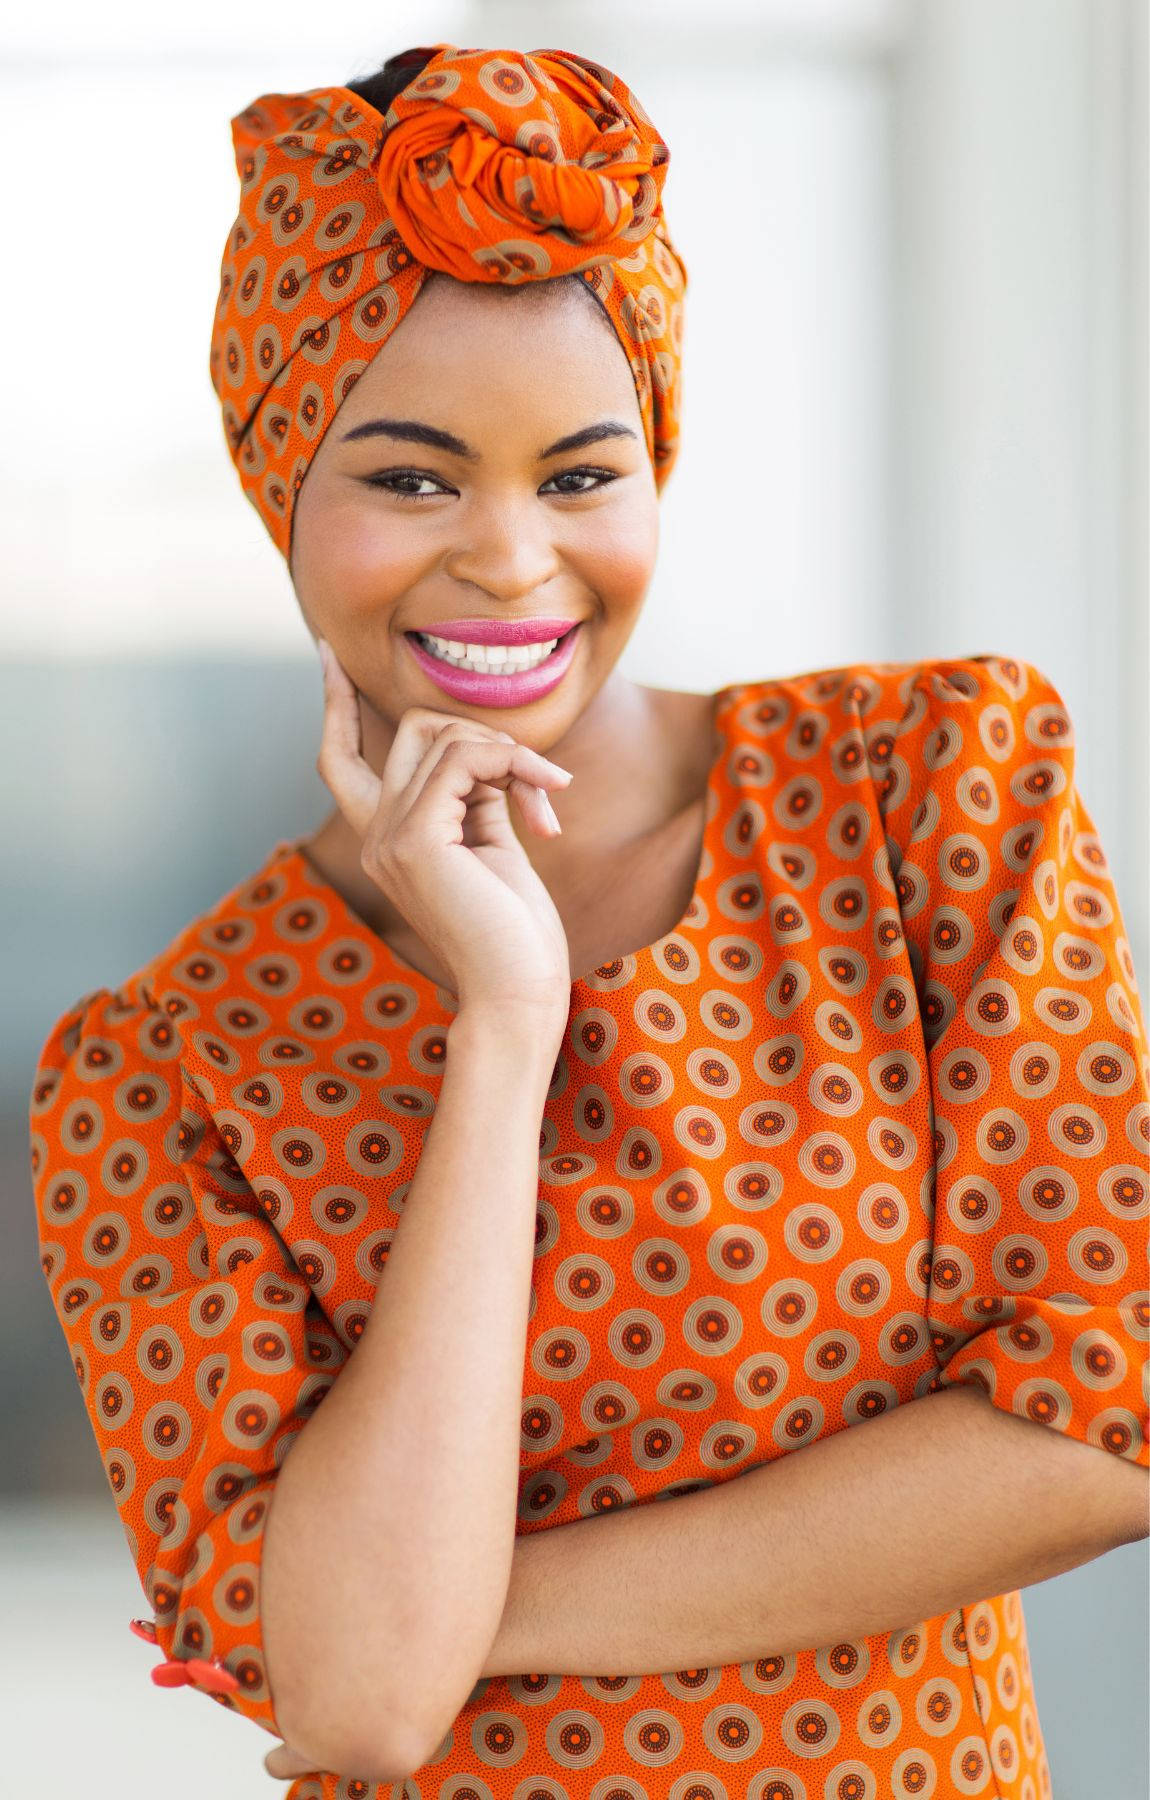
[209,43,688,564]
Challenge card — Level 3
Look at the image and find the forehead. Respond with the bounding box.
[351,271,633,398]
[419,266,614,318]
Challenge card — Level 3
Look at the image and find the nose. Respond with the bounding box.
[443,494,562,605]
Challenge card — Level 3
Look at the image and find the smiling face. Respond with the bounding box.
[289,269,661,757]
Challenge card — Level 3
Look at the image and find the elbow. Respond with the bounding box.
[274,1691,433,1787]
[366,1695,462,1783]
[334,1726,433,1789]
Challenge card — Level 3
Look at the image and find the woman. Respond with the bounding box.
[29,42,1148,1800]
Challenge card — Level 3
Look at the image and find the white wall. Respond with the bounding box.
[889,0,1148,988]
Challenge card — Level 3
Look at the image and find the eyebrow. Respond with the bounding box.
[339,417,639,460]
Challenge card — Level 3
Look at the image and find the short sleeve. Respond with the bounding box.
[883,655,1149,1466]
[28,979,338,1732]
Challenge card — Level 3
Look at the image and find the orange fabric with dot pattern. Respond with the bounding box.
[30,655,1149,1798]
[209,44,688,563]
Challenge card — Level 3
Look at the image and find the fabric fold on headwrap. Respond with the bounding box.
[209,43,688,562]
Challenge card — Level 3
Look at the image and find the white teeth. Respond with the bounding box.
[417,631,562,673]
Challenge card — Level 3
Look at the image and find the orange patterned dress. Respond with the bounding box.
[30,655,1149,1800]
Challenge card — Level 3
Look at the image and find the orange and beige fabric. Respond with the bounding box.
[31,655,1149,1796]
[209,44,688,562]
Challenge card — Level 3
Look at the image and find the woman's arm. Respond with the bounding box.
[483,1384,1148,1677]
[265,1382,1146,1781]
[262,1005,564,1781]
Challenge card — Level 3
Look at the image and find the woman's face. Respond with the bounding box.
[289,272,660,758]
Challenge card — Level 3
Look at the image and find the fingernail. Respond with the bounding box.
[542,795,562,833]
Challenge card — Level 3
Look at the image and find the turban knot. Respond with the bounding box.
[375,54,669,280]
[210,44,687,562]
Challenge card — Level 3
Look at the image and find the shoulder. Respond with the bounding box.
[723,652,1074,812]
[727,652,1069,735]
[29,977,178,1136]
[29,845,297,1105]
[26,852,296,1278]
[28,970,203,1220]
[27,846,303,1211]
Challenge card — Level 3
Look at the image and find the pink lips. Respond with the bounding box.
[406,621,582,708]
[414,617,579,646]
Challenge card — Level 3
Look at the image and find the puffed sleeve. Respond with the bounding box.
[28,977,338,1732]
[882,654,1149,1466]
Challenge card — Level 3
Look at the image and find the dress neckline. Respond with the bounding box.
[274,683,737,1014]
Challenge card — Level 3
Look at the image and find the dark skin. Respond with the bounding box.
[288,270,721,992]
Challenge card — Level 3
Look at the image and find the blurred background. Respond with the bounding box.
[4,0,1147,1794]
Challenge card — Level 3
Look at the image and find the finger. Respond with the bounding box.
[446,732,563,835]
[487,730,565,834]
[379,714,557,841]
[318,639,363,756]
[385,723,568,835]
[392,736,573,839]
[316,657,569,843]
[505,774,562,835]
[315,643,383,838]
[317,653,511,834]
[462,776,559,842]
[377,708,516,801]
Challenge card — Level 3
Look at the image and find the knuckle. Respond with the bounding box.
[444,735,488,762]
[359,840,389,881]
[402,705,456,733]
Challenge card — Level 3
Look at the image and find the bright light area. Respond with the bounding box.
[4,1502,271,1798]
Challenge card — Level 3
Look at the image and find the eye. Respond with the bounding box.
[362,470,448,501]
[360,465,621,501]
[540,467,620,496]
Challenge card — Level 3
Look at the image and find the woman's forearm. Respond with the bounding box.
[261,1004,565,1779]
[484,1384,1149,1677]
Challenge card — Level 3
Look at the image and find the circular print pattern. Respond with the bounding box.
[29,656,1144,1793]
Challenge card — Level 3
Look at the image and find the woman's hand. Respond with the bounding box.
[316,638,574,1020]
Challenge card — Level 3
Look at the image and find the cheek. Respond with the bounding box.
[296,489,424,613]
[573,500,659,606]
